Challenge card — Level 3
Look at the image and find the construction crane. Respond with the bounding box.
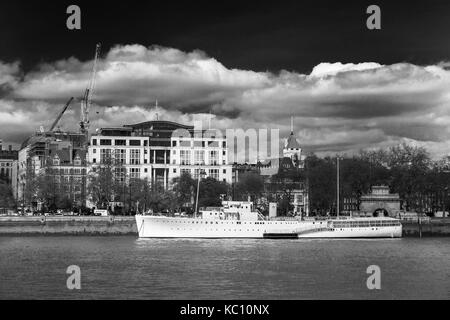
[80,43,101,137]
[49,97,74,131]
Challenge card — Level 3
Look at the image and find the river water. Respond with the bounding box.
[0,236,448,299]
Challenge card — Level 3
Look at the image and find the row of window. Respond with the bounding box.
[91,167,228,179]
[179,150,224,165]
[94,148,225,165]
[92,139,144,146]
[180,168,223,179]
[92,139,227,148]
[0,168,11,175]
[172,140,226,148]
[332,220,401,228]
[48,168,85,175]
[52,158,82,166]
[161,220,295,225]
[170,228,261,232]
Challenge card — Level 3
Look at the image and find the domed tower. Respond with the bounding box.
[283,117,302,167]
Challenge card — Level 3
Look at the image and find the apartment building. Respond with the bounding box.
[88,120,232,189]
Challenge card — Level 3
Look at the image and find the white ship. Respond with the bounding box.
[135,201,402,239]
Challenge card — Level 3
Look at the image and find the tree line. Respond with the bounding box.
[8,143,450,215]
[306,143,450,215]
[87,156,229,214]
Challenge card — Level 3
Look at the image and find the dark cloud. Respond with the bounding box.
[1,44,450,158]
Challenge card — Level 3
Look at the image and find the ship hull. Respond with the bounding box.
[297,226,402,238]
[135,215,402,238]
[135,215,300,238]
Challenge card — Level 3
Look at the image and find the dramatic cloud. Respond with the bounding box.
[1,44,450,160]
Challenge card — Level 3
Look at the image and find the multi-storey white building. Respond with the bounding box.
[88,120,232,190]
[169,131,231,183]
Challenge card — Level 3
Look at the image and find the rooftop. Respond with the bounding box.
[285,132,301,149]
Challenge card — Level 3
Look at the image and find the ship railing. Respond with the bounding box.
[256,209,266,221]
[268,216,299,221]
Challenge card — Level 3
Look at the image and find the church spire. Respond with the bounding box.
[290,116,294,135]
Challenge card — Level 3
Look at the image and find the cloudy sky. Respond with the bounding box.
[1,0,450,160]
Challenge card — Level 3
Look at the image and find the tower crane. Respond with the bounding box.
[49,97,74,131]
[80,43,101,138]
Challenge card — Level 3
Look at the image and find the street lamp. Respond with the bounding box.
[194,169,206,218]
[336,156,343,218]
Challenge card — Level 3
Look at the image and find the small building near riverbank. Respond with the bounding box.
[360,185,400,217]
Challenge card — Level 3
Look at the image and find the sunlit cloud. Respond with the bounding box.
[1,44,450,159]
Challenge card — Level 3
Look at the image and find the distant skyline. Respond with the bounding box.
[1,0,450,158]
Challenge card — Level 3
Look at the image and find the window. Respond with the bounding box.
[100,139,111,146]
[209,169,219,180]
[181,169,190,176]
[194,150,204,165]
[180,140,191,147]
[130,149,140,165]
[74,157,81,166]
[100,149,111,163]
[209,150,218,165]
[172,141,177,147]
[93,149,97,154]
[93,158,96,163]
[92,139,97,146]
[173,168,177,173]
[193,168,201,179]
[130,168,140,179]
[222,141,226,148]
[144,168,148,173]
[129,140,141,146]
[53,156,60,166]
[223,169,226,174]
[115,139,126,146]
[114,168,126,182]
[180,150,191,165]
[115,149,126,164]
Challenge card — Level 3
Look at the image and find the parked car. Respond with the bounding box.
[93,209,109,216]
